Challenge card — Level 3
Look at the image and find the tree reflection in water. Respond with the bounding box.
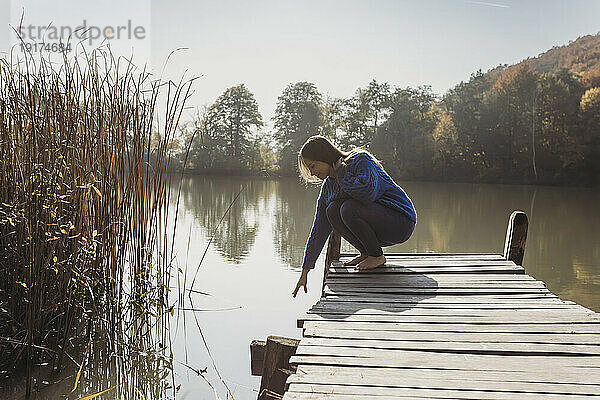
[179,176,599,312]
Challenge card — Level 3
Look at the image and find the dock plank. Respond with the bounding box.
[290,351,600,370]
[306,307,594,317]
[284,392,598,400]
[286,373,600,394]
[320,294,568,301]
[298,337,600,355]
[297,313,600,328]
[293,364,600,385]
[311,301,578,309]
[335,259,518,266]
[330,266,526,274]
[323,287,553,295]
[302,320,600,333]
[303,327,600,344]
[327,273,539,280]
[286,383,600,399]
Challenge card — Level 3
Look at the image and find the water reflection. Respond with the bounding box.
[179,175,266,264]
[180,176,599,312]
[2,290,176,400]
[271,178,321,270]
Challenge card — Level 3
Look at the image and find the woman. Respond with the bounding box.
[292,135,417,297]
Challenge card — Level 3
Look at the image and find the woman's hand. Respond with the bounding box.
[292,269,309,297]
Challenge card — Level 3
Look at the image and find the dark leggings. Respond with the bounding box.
[326,199,415,257]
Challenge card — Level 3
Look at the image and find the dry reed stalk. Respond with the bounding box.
[0,44,195,398]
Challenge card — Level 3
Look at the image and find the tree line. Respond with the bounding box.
[171,62,600,185]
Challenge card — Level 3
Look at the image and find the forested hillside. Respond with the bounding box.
[171,34,600,186]
[528,34,600,81]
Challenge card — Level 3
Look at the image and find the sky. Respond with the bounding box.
[149,0,600,125]
[3,0,600,126]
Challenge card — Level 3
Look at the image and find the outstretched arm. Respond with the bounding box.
[293,184,332,297]
[300,185,332,270]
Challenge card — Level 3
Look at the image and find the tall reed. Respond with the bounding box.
[0,45,193,398]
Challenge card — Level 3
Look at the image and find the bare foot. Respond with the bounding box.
[356,255,386,270]
[344,253,368,266]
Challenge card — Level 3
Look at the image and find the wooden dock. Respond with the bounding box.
[282,211,600,400]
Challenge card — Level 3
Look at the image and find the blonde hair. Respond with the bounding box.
[298,135,382,184]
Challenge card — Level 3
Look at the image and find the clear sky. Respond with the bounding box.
[4,0,600,126]
[149,0,600,125]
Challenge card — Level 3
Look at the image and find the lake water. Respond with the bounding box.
[167,175,599,400]
[12,175,598,399]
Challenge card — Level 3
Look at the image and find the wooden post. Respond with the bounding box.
[250,340,266,376]
[322,230,341,297]
[257,336,300,400]
[503,211,528,266]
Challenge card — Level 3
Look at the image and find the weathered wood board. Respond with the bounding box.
[283,254,600,400]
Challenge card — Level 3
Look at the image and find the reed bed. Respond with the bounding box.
[0,46,194,398]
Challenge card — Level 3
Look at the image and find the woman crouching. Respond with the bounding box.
[292,135,417,297]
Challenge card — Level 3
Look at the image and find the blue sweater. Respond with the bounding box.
[301,151,417,270]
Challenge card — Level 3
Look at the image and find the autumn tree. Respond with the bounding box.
[534,69,583,180]
[487,62,539,180]
[431,110,461,178]
[579,87,600,183]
